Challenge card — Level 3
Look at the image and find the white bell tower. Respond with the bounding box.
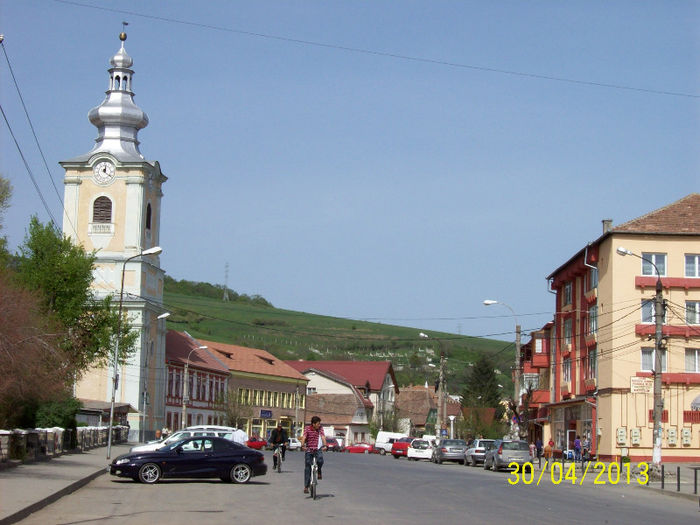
[60,32,167,441]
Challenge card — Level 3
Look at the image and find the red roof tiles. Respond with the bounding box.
[612,193,700,234]
[285,360,397,392]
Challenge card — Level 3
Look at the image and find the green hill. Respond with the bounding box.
[162,280,515,397]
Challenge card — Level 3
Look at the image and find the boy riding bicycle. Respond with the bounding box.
[300,416,327,494]
[269,423,288,470]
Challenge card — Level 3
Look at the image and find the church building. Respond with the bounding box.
[60,32,167,441]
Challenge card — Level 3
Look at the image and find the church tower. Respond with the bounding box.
[60,32,167,441]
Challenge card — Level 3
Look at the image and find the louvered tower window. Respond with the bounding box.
[93,196,112,223]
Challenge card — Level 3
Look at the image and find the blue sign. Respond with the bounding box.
[440,429,448,437]
[260,410,272,418]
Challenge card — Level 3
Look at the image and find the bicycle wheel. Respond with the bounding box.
[276,452,282,473]
[310,478,317,500]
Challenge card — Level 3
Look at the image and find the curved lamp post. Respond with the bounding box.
[617,246,664,467]
[182,345,207,429]
[483,299,521,438]
[107,246,162,459]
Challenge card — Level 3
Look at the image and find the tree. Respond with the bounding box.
[14,216,137,373]
[461,354,505,422]
[0,269,73,427]
[0,175,11,262]
[218,385,252,428]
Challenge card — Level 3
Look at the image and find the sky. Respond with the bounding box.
[1,1,699,343]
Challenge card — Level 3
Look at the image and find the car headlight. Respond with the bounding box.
[114,458,130,465]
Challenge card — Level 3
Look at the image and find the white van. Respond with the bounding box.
[374,431,407,455]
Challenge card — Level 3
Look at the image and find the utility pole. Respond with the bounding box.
[652,276,665,466]
[436,351,446,438]
[514,323,521,438]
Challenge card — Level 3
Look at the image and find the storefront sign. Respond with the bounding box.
[260,409,272,418]
[630,377,653,394]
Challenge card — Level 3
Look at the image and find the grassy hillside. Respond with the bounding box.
[162,288,515,397]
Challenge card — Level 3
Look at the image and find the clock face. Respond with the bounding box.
[93,161,115,184]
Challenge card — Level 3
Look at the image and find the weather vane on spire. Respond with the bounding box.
[120,21,129,42]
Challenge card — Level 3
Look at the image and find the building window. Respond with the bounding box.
[686,349,700,373]
[641,253,666,277]
[641,347,667,372]
[306,387,316,395]
[586,348,597,379]
[686,255,700,278]
[563,282,572,306]
[535,338,543,354]
[146,203,152,230]
[686,302,700,325]
[588,305,598,335]
[563,358,571,382]
[563,318,572,345]
[587,267,598,291]
[92,196,112,223]
[642,300,666,324]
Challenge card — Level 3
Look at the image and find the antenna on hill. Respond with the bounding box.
[222,262,230,301]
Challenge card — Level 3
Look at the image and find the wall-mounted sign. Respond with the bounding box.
[630,377,653,394]
[260,410,272,419]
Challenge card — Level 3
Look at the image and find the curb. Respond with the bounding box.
[636,483,700,503]
[0,466,107,525]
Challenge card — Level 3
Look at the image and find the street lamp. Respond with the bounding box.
[448,414,456,439]
[107,246,162,459]
[616,246,665,467]
[182,345,207,429]
[419,332,446,437]
[483,299,521,439]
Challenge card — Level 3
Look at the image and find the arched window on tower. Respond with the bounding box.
[114,75,120,90]
[93,196,112,223]
[123,75,129,90]
[146,203,152,230]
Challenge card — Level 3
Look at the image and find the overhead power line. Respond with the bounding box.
[54,0,699,99]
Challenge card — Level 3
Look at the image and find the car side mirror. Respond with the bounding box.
[176,446,183,454]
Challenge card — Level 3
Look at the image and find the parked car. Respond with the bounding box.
[110,436,267,484]
[245,437,267,450]
[407,439,433,461]
[130,427,238,453]
[326,437,344,452]
[345,442,374,454]
[391,436,414,458]
[432,439,468,464]
[374,431,407,455]
[287,437,301,451]
[483,439,532,471]
[464,439,495,466]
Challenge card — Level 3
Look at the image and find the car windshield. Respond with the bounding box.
[502,441,530,451]
[160,438,188,451]
[442,440,466,446]
[478,440,494,447]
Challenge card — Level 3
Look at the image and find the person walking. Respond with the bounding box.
[300,416,327,494]
[544,438,554,468]
[535,438,543,468]
[574,435,582,462]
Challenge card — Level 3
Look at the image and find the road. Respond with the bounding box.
[16,450,698,524]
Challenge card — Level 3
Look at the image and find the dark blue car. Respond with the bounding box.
[110,436,267,484]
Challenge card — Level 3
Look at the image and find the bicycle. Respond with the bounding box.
[309,450,320,499]
[272,445,283,473]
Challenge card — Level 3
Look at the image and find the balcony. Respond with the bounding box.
[560,382,572,398]
[531,351,550,368]
[529,389,550,405]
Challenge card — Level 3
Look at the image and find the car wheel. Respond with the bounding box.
[483,458,489,470]
[437,457,442,464]
[138,463,161,484]
[380,449,386,455]
[230,463,252,483]
[470,455,476,467]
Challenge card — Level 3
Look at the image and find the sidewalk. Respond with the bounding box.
[526,457,700,501]
[0,443,132,525]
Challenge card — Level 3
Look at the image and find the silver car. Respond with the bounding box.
[483,439,532,471]
[432,439,468,464]
[464,438,495,466]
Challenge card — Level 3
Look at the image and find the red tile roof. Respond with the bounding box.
[305,394,367,426]
[193,337,308,381]
[285,360,397,392]
[166,331,229,374]
[612,193,700,234]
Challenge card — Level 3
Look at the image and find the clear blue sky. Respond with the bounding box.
[1,1,698,342]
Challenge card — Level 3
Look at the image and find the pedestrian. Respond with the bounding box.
[529,441,536,459]
[535,437,543,468]
[544,439,553,468]
[574,435,582,462]
[582,436,591,461]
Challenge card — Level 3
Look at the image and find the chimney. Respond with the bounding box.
[602,219,613,234]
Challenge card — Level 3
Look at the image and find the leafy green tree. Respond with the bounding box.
[35,397,82,428]
[14,216,137,373]
[461,354,505,422]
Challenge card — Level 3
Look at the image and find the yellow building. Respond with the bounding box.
[542,194,700,462]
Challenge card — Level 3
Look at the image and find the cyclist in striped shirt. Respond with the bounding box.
[300,416,327,493]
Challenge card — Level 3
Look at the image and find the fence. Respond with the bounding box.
[0,426,129,465]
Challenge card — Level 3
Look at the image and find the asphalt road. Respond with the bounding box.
[15,450,699,525]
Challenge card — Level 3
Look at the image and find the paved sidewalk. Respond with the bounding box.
[525,457,700,501]
[0,443,132,525]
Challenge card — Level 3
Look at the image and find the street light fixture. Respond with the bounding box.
[483,299,521,438]
[616,246,665,467]
[107,246,162,459]
[419,332,446,437]
[182,345,207,429]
